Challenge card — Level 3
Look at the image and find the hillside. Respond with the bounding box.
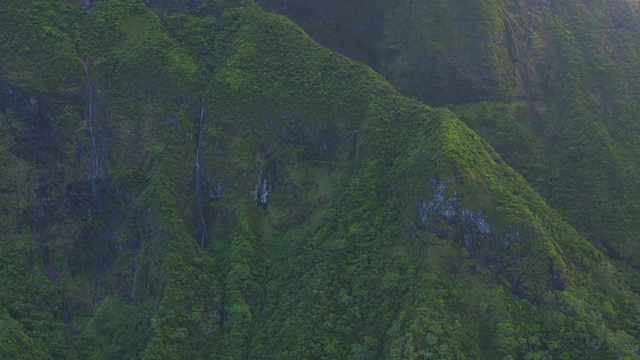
[1,0,639,358]
[259,0,640,270]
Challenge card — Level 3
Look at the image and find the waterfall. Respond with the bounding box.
[195,97,207,248]
[83,61,99,198]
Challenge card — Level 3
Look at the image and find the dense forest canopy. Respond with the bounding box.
[1,0,640,358]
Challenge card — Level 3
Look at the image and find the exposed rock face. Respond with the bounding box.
[418,179,493,256]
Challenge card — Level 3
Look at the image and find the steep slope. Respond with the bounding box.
[257,0,640,274]
[451,0,640,273]
[257,0,522,104]
[0,0,639,359]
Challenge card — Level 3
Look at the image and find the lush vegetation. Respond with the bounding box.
[260,0,640,270]
[1,0,640,358]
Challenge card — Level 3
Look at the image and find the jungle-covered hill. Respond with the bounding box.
[1,0,640,358]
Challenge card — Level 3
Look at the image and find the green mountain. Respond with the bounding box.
[259,0,640,267]
[0,0,639,358]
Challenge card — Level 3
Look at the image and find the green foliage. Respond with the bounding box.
[0,235,75,359]
[0,313,34,359]
[76,297,151,359]
[1,0,640,359]
[0,0,81,93]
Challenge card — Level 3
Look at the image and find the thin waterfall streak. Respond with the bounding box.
[83,61,99,198]
[195,98,204,173]
[195,97,206,248]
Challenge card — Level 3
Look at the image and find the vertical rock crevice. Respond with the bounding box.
[195,97,207,248]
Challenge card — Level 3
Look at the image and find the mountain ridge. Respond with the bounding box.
[1,0,640,358]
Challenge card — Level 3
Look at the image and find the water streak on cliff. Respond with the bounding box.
[83,61,99,198]
[195,97,207,248]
